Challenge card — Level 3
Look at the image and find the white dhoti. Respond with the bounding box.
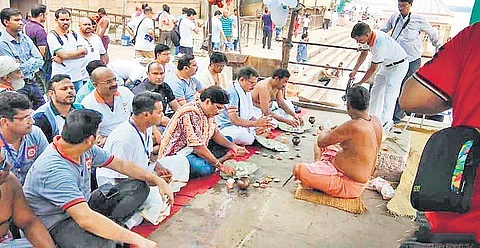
[219,125,256,145]
[252,99,296,127]
[369,61,408,127]
[218,82,257,145]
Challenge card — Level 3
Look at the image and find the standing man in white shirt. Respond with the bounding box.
[381,0,442,124]
[47,8,87,92]
[179,8,200,56]
[349,22,408,134]
[78,17,108,83]
[133,6,155,59]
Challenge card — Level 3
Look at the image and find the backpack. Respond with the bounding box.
[171,19,182,47]
[44,30,78,78]
[411,126,480,213]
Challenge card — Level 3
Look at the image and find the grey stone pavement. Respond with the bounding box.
[106,26,418,248]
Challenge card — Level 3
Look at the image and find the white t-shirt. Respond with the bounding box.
[134,17,155,52]
[212,17,222,43]
[164,61,177,79]
[230,15,238,39]
[179,18,196,48]
[97,121,154,186]
[107,60,146,83]
[81,86,134,136]
[303,17,311,28]
[79,34,107,80]
[360,30,407,65]
[47,31,85,82]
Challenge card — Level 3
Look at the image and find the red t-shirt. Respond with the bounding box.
[414,22,480,241]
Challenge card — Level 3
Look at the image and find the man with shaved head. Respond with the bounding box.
[79,17,108,83]
[81,67,134,147]
[132,62,180,123]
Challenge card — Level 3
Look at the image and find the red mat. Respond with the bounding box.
[132,173,221,237]
[132,108,307,238]
[131,147,258,238]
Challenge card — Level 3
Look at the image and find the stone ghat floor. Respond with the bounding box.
[148,108,418,248]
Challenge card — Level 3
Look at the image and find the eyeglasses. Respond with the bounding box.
[398,3,410,8]
[213,104,224,111]
[98,78,116,85]
[341,95,347,102]
[12,111,34,122]
[213,63,225,69]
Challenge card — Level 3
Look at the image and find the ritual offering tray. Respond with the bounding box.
[278,123,313,134]
[255,135,289,152]
[220,160,259,179]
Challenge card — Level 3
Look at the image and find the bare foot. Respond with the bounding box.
[219,151,235,163]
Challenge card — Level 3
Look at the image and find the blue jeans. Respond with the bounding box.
[212,42,220,51]
[187,137,233,178]
[174,46,179,55]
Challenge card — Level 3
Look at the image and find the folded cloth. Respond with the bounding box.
[293,148,367,198]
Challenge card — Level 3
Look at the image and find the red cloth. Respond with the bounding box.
[131,173,221,237]
[415,23,480,241]
[131,146,259,238]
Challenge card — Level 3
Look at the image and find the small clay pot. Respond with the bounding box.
[292,136,301,146]
[237,177,250,190]
[308,116,316,124]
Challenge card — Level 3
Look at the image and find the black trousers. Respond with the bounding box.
[262,30,272,49]
[49,180,150,248]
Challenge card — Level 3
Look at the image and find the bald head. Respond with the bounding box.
[92,67,118,96]
[92,67,115,83]
[79,17,93,34]
[147,62,165,85]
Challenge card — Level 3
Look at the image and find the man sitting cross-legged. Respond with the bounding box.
[159,86,248,178]
[34,74,83,143]
[293,86,382,198]
[96,92,173,228]
[0,152,55,247]
[97,91,172,188]
[215,67,274,145]
[251,68,303,128]
[81,67,134,147]
[23,109,173,248]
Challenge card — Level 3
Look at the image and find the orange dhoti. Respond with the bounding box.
[293,147,367,198]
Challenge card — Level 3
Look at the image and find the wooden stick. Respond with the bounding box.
[171,179,188,184]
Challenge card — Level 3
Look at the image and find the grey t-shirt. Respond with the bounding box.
[23,137,113,229]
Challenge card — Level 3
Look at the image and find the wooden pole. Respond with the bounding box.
[281,7,298,68]
[208,3,213,54]
[236,0,242,54]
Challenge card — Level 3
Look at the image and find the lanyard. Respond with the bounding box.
[0,132,26,171]
[129,120,150,157]
[391,13,411,41]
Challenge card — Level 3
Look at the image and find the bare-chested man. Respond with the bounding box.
[251,68,303,127]
[0,152,55,247]
[293,86,382,198]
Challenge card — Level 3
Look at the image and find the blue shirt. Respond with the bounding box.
[262,14,273,31]
[296,43,307,62]
[0,126,48,185]
[75,80,95,105]
[215,86,240,129]
[220,17,233,37]
[166,73,204,103]
[0,31,44,80]
[23,137,114,229]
